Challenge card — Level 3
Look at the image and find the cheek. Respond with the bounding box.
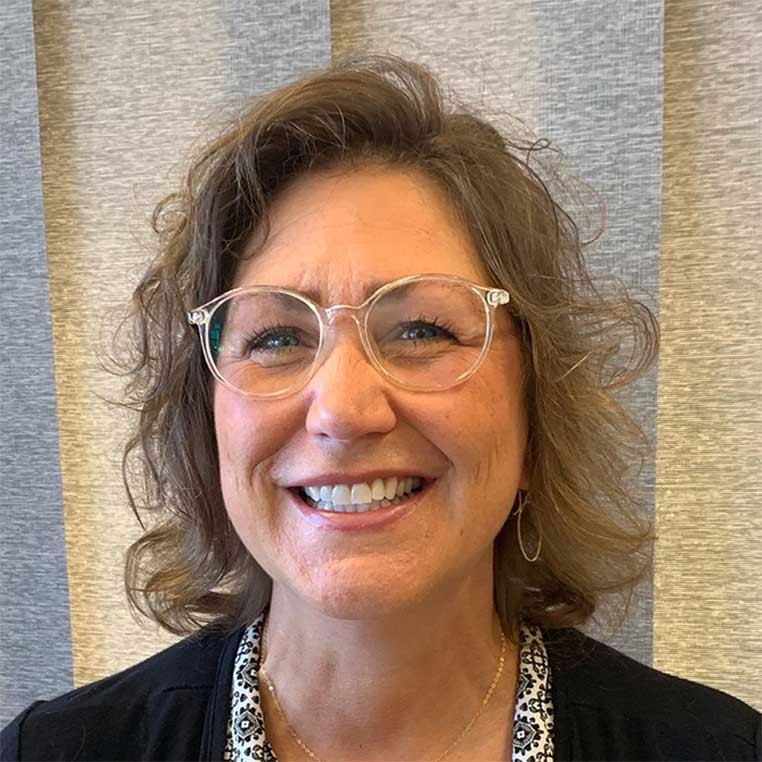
[213,388,288,508]
[213,388,297,570]
[215,393,253,482]
[433,355,527,506]
[214,381,299,461]
[482,342,528,448]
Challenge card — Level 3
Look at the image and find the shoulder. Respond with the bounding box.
[1,625,242,761]
[543,626,762,761]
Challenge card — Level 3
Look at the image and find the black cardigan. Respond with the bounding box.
[2,624,760,761]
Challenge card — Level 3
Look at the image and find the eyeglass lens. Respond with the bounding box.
[208,280,489,395]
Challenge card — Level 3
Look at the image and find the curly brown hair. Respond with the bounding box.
[119,53,658,643]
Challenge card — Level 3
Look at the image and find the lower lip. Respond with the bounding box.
[288,480,435,532]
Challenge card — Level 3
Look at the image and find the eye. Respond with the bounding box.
[248,328,302,351]
[398,317,457,342]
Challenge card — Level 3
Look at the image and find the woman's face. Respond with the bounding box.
[215,167,528,619]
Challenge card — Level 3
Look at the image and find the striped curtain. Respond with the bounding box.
[1,0,759,725]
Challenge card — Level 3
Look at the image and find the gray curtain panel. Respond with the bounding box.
[1,0,73,720]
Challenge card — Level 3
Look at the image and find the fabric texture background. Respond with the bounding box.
[654,0,762,701]
[0,0,759,727]
[0,0,73,721]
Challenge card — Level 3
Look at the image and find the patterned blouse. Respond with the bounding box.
[224,613,554,761]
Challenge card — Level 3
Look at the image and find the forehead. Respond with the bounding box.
[233,167,490,303]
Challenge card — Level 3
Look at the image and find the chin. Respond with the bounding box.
[294,568,434,622]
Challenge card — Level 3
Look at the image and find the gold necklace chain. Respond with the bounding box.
[257,616,507,762]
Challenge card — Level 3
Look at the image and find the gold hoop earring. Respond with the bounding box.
[516,490,542,563]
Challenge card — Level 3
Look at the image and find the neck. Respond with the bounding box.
[258,563,519,761]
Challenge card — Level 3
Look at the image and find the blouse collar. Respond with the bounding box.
[224,613,554,761]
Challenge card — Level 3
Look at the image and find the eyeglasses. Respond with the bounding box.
[187,273,511,399]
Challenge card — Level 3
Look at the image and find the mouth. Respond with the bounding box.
[287,478,435,531]
[296,476,427,513]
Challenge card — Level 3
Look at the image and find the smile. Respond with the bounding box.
[299,476,424,513]
[289,478,436,532]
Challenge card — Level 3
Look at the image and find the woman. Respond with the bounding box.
[2,55,759,762]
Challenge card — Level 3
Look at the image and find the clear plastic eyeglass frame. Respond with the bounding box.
[187,272,511,399]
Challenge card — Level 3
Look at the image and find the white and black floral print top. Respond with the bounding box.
[224,613,554,762]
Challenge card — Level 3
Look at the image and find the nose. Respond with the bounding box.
[303,322,397,441]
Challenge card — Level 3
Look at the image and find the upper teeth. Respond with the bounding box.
[303,476,422,506]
